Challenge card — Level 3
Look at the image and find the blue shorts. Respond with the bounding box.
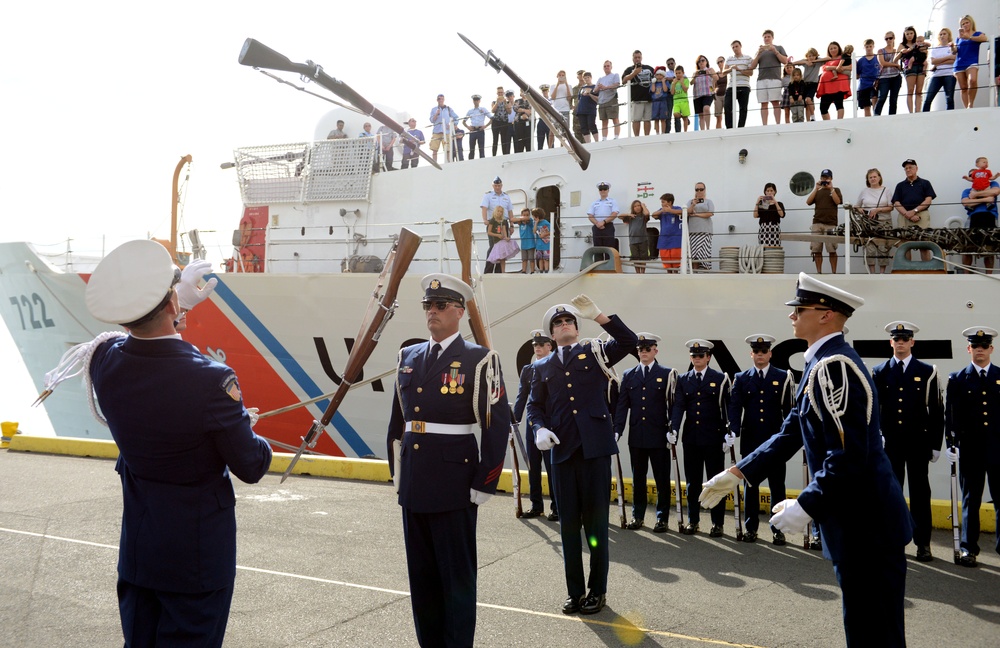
[652,100,669,120]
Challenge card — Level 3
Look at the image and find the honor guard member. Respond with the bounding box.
[701,273,912,647]
[85,240,272,648]
[614,333,677,532]
[871,321,944,562]
[513,329,558,520]
[945,326,1000,567]
[526,296,638,616]
[670,339,731,536]
[587,182,620,249]
[386,273,510,647]
[480,176,513,225]
[727,334,794,544]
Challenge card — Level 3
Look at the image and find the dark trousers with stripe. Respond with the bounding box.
[552,449,612,598]
[683,443,725,526]
[117,579,233,648]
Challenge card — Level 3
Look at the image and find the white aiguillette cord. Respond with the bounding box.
[35,331,128,426]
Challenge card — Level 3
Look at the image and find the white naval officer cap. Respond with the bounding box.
[636,332,661,347]
[420,273,473,307]
[885,321,919,338]
[85,240,180,326]
[745,334,776,350]
[963,326,998,345]
[785,272,864,317]
[529,329,552,344]
[543,303,580,334]
[686,339,714,354]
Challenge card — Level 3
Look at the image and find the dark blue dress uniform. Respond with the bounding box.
[671,367,730,529]
[387,336,509,647]
[728,365,793,535]
[872,356,944,551]
[514,361,557,516]
[526,316,637,602]
[946,362,1000,559]
[739,334,912,647]
[90,336,272,648]
[614,362,674,526]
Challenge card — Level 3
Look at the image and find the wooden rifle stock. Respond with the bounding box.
[451,219,491,348]
[280,228,422,482]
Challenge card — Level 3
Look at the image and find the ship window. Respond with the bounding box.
[789,172,814,197]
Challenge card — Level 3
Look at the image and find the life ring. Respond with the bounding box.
[945,216,965,229]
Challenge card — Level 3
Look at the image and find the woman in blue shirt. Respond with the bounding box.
[953,14,988,108]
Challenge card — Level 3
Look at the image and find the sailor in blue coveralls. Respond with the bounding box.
[670,339,731,537]
[614,332,676,532]
[84,240,272,648]
[871,321,944,563]
[701,273,913,647]
[945,325,1000,568]
[526,296,637,616]
[727,334,794,544]
[513,328,558,520]
[386,273,510,647]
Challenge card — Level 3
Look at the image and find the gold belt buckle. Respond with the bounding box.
[412,421,426,434]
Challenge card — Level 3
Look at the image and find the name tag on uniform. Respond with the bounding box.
[656,377,663,382]
[709,382,717,387]
[914,376,921,382]
[772,381,780,386]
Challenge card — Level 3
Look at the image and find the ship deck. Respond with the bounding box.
[2,447,998,647]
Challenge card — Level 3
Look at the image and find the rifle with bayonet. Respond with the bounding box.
[721,375,743,541]
[948,433,961,564]
[508,405,523,518]
[670,438,685,531]
[280,228,422,482]
[614,453,627,529]
[238,38,441,171]
[457,33,591,171]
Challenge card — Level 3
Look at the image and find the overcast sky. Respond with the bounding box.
[0,0,968,433]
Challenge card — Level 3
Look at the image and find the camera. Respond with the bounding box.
[697,198,704,203]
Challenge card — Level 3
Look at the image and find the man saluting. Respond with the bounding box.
[387,274,509,647]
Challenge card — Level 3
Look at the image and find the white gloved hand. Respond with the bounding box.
[470,489,492,506]
[247,407,259,427]
[724,432,736,451]
[770,499,813,534]
[176,260,219,310]
[667,431,678,445]
[881,434,886,448]
[930,449,941,463]
[945,447,959,465]
[614,432,620,443]
[571,294,601,320]
[535,427,560,451]
[699,470,740,508]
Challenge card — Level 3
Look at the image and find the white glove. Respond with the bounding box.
[724,432,736,451]
[770,499,813,534]
[667,431,678,445]
[930,449,941,463]
[535,427,560,451]
[945,447,959,465]
[699,470,740,508]
[247,407,259,427]
[470,489,492,506]
[176,260,219,310]
[881,434,886,448]
[571,294,601,320]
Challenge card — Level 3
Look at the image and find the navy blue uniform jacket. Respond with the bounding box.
[90,336,273,593]
[946,363,1000,456]
[526,315,638,464]
[614,362,673,448]
[728,366,793,453]
[738,334,913,561]
[872,358,944,458]
[671,367,730,446]
[513,362,534,423]
[387,338,510,513]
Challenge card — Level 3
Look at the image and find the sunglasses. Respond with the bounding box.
[793,306,832,315]
[638,346,656,352]
[695,187,706,191]
[970,343,991,350]
[690,352,707,358]
[751,349,770,354]
[885,36,895,40]
[552,317,576,326]
[422,301,457,311]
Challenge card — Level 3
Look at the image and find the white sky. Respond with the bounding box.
[0,0,969,433]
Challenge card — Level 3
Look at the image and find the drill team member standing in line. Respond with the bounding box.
[513,329,558,520]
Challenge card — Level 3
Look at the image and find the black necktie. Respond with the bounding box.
[894,360,904,377]
[644,365,650,379]
[757,369,764,381]
[697,372,703,384]
[429,343,441,366]
[563,345,572,364]
[981,369,988,381]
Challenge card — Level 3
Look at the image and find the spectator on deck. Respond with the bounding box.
[856,39,880,117]
[960,179,999,272]
[596,60,621,140]
[513,207,537,274]
[750,30,790,125]
[623,200,651,273]
[753,183,785,246]
[806,168,843,274]
[875,31,902,115]
[686,182,715,270]
[855,168,894,273]
[653,193,683,270]
[923,28,957,111]
[954,15,988,108]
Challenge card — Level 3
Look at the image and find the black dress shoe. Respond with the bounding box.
[809,536,823,550]
[709,525,724,538]
[579,592,606,615]
[772,531,786,546]
[915,546,933,562]
[652,520,668,533]
[547,510,560,522]
[521,508,543,519]
[626,518,644,530]
[959,550,978,567]
[681,523,699,535]
[742,531,758,543]
[562,596,582,614]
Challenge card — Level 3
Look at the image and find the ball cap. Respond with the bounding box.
[745,334,776,350]
[529,329,552,344]
[85,240,179,325]
[543,303,580,333]
[420,273,472,307]
[636,332,661,347]
[885,321,919,338]
[963,326,998,345]
[785,272,864,317]
[686,339,714,353]
[820,169,833,178]
[901,158,917,168]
